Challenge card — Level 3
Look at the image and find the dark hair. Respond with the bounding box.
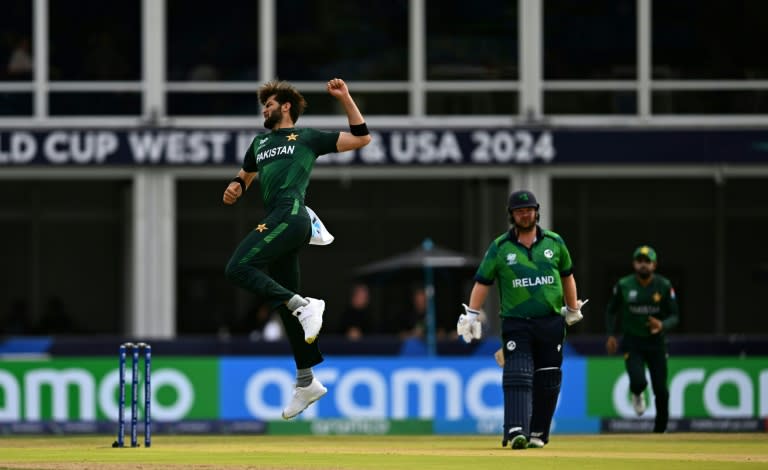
[258,79,308,124]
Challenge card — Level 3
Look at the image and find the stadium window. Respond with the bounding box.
[0,93,33,116]
[426,0,518,80]
[167,92,262,116]
[0,180,128,335]
[652,91,768,115]
[166,0,259,81]
[652,0,768,79]
[544,91,637,115]
[167,91,407,117]
[49,0,141,81]
[1,1,33,82]
[276,0,408,81]
[723,178,768,334]
[49,92,141,116]
[543,0,636,80]
[301,92,409,116]
[426,92,518,116]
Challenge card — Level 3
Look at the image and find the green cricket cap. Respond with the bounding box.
[633,245,657,262]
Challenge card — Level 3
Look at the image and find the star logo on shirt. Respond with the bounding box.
[255,224,268,232]
[653,292,662,303]
[287,133,298,141]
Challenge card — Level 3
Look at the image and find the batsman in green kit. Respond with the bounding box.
[605,245,679,433]
[456,190,587,450]
[222,78,371,420]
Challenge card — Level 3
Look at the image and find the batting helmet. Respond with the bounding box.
[507,190,539,211]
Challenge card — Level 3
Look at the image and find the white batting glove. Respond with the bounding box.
[561,299,589,326]
[457,304,482,343]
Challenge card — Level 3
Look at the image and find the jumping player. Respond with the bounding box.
[457,189,586,449]
[223,78,371,419]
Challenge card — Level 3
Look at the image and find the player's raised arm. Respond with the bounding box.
[326,78,372,152]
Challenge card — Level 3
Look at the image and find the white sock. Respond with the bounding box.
[286,294,309,312]
[296,368,313,387]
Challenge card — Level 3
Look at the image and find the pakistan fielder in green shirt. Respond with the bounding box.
[457,190,587,450]
[605,245,679,433]
[223,78,371,420]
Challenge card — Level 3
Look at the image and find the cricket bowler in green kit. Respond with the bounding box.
[223,78,371,419]
[605,245,679,433]
[456,190,587,449]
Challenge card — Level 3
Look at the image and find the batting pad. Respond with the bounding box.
[503,351,533,436]
[306,206,334,245]
[530,367,562,442]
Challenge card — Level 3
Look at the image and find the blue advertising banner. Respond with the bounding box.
[1,128,766,166]
[220,357,505,421]
[218,356,597,434]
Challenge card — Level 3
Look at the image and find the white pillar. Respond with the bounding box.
[638,0,651,119]
[260,0,276,81]
[33,0,48,120]
[520,0,543,119]
[142,0,165,118]
[131,171,175,338]
[410,0,426,117]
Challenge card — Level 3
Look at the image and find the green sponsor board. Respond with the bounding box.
[588,357,768,418]
[268,419,434,435]
[0,357,218,421]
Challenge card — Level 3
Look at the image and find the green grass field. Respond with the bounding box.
[1,434,766,470]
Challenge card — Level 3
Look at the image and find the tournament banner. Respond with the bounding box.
[0,357,219,423]
[587,357,768,419]
[218,356,595,436]
[0,355,575,428]
[219,357,505,421]
[1,355,765,435]
[1,128,766,166]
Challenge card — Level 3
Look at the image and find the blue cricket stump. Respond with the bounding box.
[116,344,127,448]
[141,342,152,448]
[130,345,139,447]
[113,342,152,448]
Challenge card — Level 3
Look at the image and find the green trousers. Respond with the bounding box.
[225,198,323,369]
[622,334,669,432]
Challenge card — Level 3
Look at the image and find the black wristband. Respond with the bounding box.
[349,123,369,136]
[231,176,246,193]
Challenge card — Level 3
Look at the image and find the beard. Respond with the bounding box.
[512,214,537,233]
[635,270,652,280]
[263,108,282,130]
[514,220,536,233]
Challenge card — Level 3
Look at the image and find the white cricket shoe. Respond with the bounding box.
[292,297,325,344]
[631,392,646,416]
[281,378,328,420]
[527,437,546,448]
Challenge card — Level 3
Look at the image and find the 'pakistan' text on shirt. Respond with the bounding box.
[256,145,295,164]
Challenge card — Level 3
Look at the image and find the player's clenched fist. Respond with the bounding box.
[326,78,349,98]
[223,182,242,205]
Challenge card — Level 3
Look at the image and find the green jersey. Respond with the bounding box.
[243,128,339,209]
[605,274,679,337]
[475,227,573,319]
